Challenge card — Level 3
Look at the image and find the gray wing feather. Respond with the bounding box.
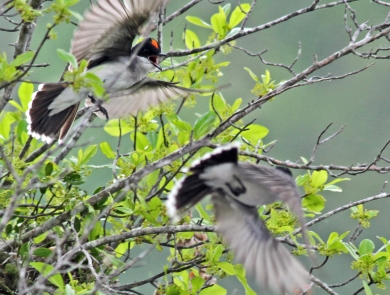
[71,0,167,62]
[234,163,312,270]
[236,163,302,219]
[89,79,206,119]
[212,194,309,294]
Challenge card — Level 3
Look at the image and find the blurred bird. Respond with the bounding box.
[166,144,311,294]
[26,0,206,143]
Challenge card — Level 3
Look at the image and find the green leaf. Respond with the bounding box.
[231,98,242,112]
[8,100,23,112]
[16,119,28,145]
[45,162,53,176]
[0,112,17,141]
[323,185,342,192]
[64,284,76,295]
[302,194,325,213]
[20,243,29,258]
[235,264,257,295]
[338,231,350,241]
[199,284,226,295]
[344,243,359,259]
[221,3,231,16]
[69,9,83,21]
[79,145,97,166]
[33,248,53,258]
[195,203,211,221]
[146,169,159,188]
[359,239,375,255]
[212,244,224,262]
[155,128,165,150]
[326,177,351,185]
[131,132,151,152]
[215,61,230,68]
[170,118,192,133]
[308,230,324,244]
[327,232,339,245]
[239,124,269,144]
[166,284,181,295]
[269,208,278,227]
[211,12,226,37]
[217,262,236,275]
[300,157,309,164]
[328,241,348,253]
[262,69,271,84]
[186,16,212,28]
[362,281,373,295]
[115,242,131,258]
[33,232,48,244]
[378,236,388,245]
[30,262,65,290]
[100,142,116,159]
[376,255,388,272]
[89,220,102,240]
[57,49,77,69]
[194,111,217,139]
[85,72,105,97]
[10,51,34,67]
[191,276,205,294]
[243,67,259,82]
[18,82,34,111]
[229,4,251,28]
[185,29,201,50]
[311,170,328,188]
[210,93,227,113]
[104,119,133,136]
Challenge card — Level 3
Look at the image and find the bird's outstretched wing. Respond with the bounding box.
[88,78,217,119]
[71,0,167,62]
[235,163,303,220]
[212,194,310,295]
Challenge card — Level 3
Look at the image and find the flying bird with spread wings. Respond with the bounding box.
[26,0,210,143]
[167,144,311,294]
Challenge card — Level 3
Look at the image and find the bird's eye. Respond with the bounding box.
[143,49,148,53]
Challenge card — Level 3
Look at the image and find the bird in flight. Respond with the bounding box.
[167,144,311,294]
[26,0,209,143]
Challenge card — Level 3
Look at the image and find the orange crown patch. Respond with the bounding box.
[151,39,159,49]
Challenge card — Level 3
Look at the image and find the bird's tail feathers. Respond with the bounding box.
[166,173,212,222]
[167,143,241,221]
[26,83,78,143]
[189,143,240,173]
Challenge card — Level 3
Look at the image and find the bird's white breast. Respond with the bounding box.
[48,56,152,114]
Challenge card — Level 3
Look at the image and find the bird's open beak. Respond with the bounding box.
[149,53,167,71]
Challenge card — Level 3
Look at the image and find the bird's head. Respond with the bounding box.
[133,38,167,71]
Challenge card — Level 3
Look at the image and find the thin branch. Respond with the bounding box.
[294,192,390,235]
[163,0,202,24]
[308,123,346,164]
[329,272,361,288]
[373,0,390,6]
[167,0,359,57]
[311,275,339,295]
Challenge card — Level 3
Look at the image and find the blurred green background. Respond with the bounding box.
[3,0,390,294]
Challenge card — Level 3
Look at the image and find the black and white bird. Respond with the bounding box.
[26,0,205,143]
[166,144,311,294]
